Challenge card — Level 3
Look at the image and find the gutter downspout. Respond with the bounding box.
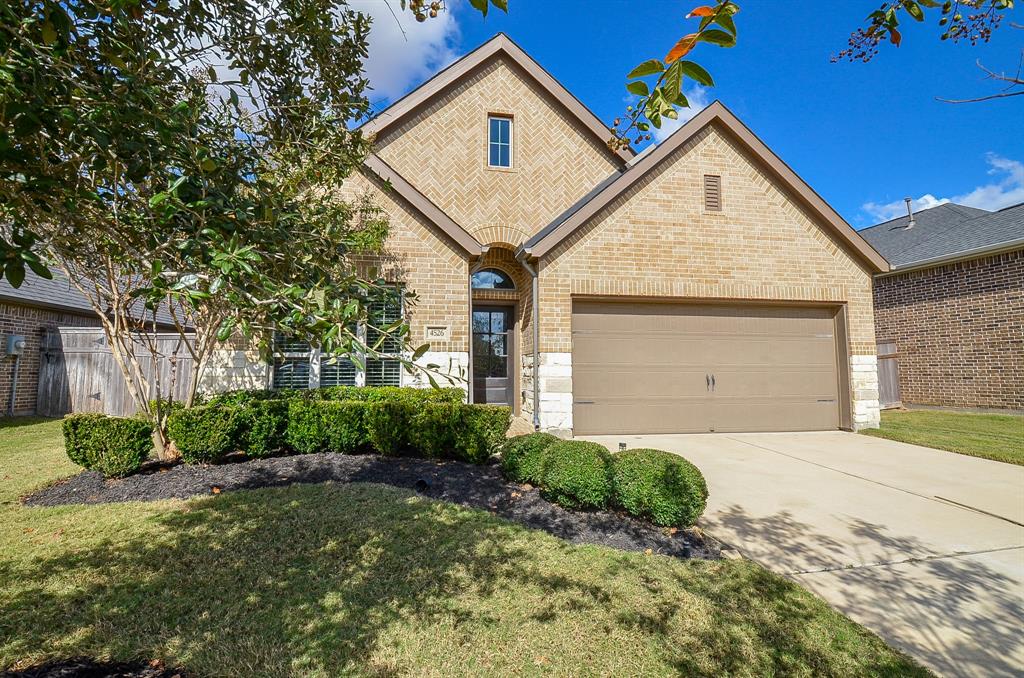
[467,250,489,403]
[516,250,541,430]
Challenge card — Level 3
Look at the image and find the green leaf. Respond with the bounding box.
[679,60,714,87]
[714,12,737,36]
[469,0,489,16]
[627,59,665,79]
[40,21,57,46]
[904,1,925,20]
[490,0,509,11]
[5,261,25,288]
[663,61,683,101]
[412,343,430,361]
[698,29,736,47]
[626,80,650,96]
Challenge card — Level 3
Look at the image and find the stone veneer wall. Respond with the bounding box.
[532,123,881,433]
[873,249,1023,410]
[0,301,101,416]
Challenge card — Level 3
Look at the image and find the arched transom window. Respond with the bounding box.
[472,268,515,290]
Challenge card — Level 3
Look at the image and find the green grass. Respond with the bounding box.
[862,409,1024,466]
[0,418,929,677]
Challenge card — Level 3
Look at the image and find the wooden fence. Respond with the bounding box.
[877,340,902,410]
[37,328,195,417]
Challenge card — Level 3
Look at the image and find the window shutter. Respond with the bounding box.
[272,333,312,389]
[704,174,722,211]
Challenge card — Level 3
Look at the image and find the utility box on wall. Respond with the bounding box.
[5,334,26,356]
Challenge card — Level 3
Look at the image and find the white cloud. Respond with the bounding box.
[651,86,711,143]
[350,0,460,105]
[862,154,1024,222]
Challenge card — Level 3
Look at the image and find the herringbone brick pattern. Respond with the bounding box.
[375,57,621,246]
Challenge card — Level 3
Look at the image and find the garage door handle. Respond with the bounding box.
[706,374,710,391]
[711,374,716,392]
[576,400,595,405]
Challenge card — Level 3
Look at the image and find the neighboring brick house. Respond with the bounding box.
[0,274,103,416]
[861,202,1024,410]
[235,33,888,435]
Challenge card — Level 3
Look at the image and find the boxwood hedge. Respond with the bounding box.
[501,432,560,485]
[610,448,708,527]
[540,440,614,510]
[62,413,153,478]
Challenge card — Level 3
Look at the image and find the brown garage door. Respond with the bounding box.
[572,301,842,435]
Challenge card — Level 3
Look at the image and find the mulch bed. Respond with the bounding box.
[0,658,187,678]
[23,453,719,560]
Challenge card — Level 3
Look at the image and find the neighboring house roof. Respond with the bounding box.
[0,269,183,328]
[519,101,890,273]
[860,202,1024,269]
[362,154,485,256]
[360,33,634,166]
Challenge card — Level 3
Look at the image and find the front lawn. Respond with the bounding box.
[0,418,928,677]
[862,409,1024,466]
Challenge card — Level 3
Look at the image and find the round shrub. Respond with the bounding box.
[62,413,152,478]
[540,440,613,510]
[611,448,708,527]
[167,405,241,464]
[501,432,560,485]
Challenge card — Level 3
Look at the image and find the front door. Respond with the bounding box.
[473,306,513,405]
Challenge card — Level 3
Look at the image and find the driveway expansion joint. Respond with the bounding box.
[784,544,1024,576]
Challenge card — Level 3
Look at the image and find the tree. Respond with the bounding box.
[1,0,436,454]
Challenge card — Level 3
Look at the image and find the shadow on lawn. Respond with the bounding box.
[709,504,1024,678]
[1,483,928,677]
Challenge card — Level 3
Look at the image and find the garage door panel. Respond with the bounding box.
[572,302,841,435]
[574,400,711,435]
[712,368,838,399]
[710,400,839,432]
[574,366,710,399]
[573,334,722,366]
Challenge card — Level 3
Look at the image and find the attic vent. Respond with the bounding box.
[704,174,722,211]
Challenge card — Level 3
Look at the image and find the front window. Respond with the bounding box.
[272,289,403,389]
[488,115,512,168]
[471,268,515,290]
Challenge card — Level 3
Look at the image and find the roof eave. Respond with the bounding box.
[877,237,1024,277]
[362,154,484,256]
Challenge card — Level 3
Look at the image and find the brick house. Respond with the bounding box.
[8,34,890,434]
[861,202,1024,411]
[0,274,102,416]
[217,33,888,435]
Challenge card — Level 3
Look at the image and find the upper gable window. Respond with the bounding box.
[488,115,512,168]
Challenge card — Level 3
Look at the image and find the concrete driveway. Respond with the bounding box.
[582,431,1024,678]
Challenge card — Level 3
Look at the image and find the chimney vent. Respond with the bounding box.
[904,197,916,229]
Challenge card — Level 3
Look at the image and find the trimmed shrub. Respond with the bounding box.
[364,401,415,456]
[540,440,613,510]
[501,432,560,485]
[323,401,370,454]
[240,400,289,458]
[207,385,464,407]
[611,448,709,527]
[408,402,460,459]
[62,413,152,478]
[167,406,241,464]
[285,399,330,454]
[453,405,512,464]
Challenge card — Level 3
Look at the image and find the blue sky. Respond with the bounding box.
[353,0,1023,228]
